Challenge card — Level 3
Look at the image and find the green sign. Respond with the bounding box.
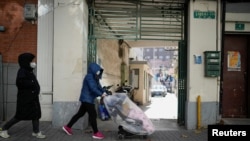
[235,23,245,30]
[194,10,215,19]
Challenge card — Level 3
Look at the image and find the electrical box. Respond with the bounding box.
[204,51,220,77]
[0,26,5,32]
[24,4,37,20]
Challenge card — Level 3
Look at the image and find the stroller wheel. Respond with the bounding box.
[118,134,125,140]
[142,135,147,139]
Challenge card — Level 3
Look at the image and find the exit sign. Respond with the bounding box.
[235,23,245,30]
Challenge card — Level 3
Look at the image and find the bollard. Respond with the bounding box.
[197,95,201,130]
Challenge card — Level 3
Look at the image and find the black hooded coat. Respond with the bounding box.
[14,53,41,120]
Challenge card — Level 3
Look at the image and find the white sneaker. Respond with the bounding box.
[0,130,10,138]
[32,131,46,139]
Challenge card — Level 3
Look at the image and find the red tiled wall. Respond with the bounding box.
[0,0,38,63]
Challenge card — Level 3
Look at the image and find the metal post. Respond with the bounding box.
[197,95,201,130]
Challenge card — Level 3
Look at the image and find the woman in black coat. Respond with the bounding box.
[0,53,46,139]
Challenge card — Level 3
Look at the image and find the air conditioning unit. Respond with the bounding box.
[24,4,37,20]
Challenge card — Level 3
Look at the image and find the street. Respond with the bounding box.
[142,93,178,120]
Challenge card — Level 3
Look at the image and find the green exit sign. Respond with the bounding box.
[235,23,245,30]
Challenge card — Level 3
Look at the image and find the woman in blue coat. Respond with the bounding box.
[63,63,107,139]
[0,53,46,139]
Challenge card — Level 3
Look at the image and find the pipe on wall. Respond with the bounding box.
[216,0,222,123]
[0,54,4,121]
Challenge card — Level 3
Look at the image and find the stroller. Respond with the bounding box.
[103,93,155,139]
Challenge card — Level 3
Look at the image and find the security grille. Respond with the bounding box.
[90,0,185,41]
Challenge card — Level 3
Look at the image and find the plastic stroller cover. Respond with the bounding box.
[103,93,155,135]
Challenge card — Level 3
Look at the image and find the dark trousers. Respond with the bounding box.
[67,102,98,133]
[2,117,40,133]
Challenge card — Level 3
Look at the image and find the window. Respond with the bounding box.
[130,69,139,89]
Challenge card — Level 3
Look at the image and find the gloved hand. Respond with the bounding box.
[102,92,107,97]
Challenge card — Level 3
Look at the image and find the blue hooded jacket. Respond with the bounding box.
[79,63,105,104]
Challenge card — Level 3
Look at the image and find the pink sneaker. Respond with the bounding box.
[92,131,104,139]
[62,126,72,135]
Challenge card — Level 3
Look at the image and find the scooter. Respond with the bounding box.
[115,80,136,104]
[103,85,113,95]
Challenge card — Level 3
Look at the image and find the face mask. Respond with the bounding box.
[30,62,36,68]
[96,71,100,75]
[95,71,101,79]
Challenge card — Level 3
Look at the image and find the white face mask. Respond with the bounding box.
[96,71,100,75]
[30,62,36,68]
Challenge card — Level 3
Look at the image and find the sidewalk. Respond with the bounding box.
[0,119,208,141]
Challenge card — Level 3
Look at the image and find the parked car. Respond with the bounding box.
[150,85,167,97]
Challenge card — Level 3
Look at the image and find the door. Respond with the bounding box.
[222,35,248,118]
[178,40,187,125]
